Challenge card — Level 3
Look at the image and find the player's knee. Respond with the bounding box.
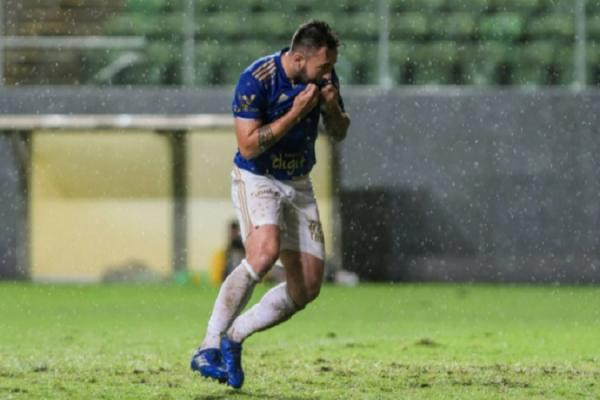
[261,242,279,266]
[250,241,279,276]
[304,261,324,304]
[292,283,321,309]
[305,283,321,304]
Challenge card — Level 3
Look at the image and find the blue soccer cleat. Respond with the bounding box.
[190,348,227,383]
[220,336,244,389]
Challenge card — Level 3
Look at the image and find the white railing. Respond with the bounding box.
[0,114,233,130]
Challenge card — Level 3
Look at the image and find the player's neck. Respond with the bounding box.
[280,51,297,84]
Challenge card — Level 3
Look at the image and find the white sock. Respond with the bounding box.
[201,259,260,349]
[227,282,298,343]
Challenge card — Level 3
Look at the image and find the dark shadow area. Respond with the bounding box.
[0,133,28,280]
[340,187,477,281]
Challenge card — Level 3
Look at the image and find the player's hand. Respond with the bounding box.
[292,83,320,119]
[319,74,339,112]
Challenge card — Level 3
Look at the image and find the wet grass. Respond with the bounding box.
[1,282,599,399]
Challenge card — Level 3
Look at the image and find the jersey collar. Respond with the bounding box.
[276,47,301,88]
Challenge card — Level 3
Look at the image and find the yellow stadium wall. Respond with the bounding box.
[31,130,333,282]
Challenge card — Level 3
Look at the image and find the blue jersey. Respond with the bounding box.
[232,48,345,180]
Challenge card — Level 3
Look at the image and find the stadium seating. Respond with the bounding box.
[587,0,600,13]
[411,41,460,84]
[461,41,511,85]
[587,42,600,84]
[589,15,600,40]
[446,0,491,12]
[511,41,558,85]
[338,41,378,84]
[122,0,171,13]
[90,0,596,86]
[389,12,428,40]
[104,12,183,37]
[526,13,575,40]
[336,12,379,40]
[390,0,446,13]
[493,0,540,14]
[479,13,525,41]
[429,12,477,40]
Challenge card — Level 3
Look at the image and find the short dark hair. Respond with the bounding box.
[290,20,339,53]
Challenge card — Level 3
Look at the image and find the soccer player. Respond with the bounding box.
[191,20,350,389]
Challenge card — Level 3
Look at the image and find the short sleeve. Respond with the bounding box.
[232,71,266,119]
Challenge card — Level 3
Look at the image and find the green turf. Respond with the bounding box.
[1,282,599,399]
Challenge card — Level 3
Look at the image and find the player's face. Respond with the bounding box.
[297,46,337,84]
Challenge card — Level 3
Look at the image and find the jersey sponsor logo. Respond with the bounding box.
[236,94,258,113]
[308,220,324,243]
[251,187,280,198]
[271,154,306,176]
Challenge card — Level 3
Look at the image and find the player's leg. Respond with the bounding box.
[281,249,324,308]
[280,177,325,310]
[219,175,327,388]
[226,177,325,340]
[200,224,280,350]
[225,187,324,342]
[192,169,281,383]
[215,225,279,388]
[225,253,301,343]
[220,249,322,387]
[227,249,323,344]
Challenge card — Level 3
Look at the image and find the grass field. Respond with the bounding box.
[1,282,599,399]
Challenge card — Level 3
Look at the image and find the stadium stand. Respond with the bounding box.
[3,0,599,86]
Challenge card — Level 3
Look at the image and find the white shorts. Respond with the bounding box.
[231,166,325,260]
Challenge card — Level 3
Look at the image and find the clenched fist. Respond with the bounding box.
[292,83,320,119]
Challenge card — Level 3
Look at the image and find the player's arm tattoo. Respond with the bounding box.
[257,125,276,153]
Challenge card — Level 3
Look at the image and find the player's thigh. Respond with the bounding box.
[231,166,282,240]
[279,186,325,261]
[231,167,283,272]
[244,224,281,273]
[280,249,324,305]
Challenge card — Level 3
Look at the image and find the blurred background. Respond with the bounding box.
[0,0,599,284]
